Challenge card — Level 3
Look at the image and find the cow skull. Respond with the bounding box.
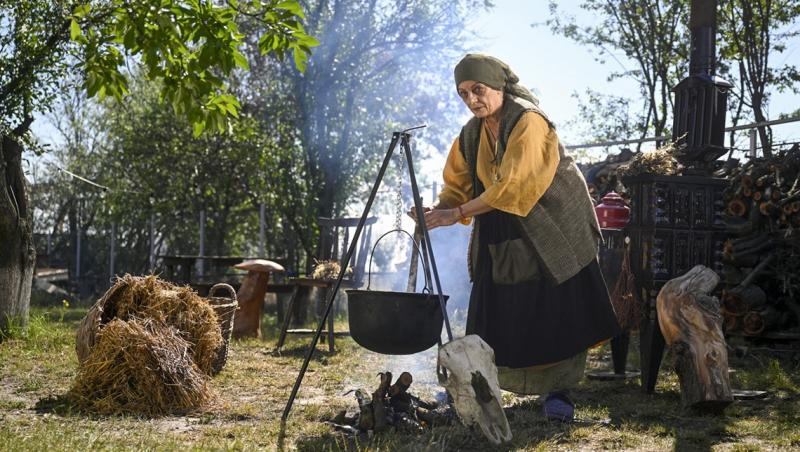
[438,334,512,445]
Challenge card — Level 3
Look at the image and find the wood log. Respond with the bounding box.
[743,308,784,335]
[727,199,747,217]
[723,285,767,312]
[355,389,374,430]
[739,254,776,288]
[723,215,755,236]
[372,372,392,432]
[730,232,769,252]
[656,265,733,412]
[722,290,749,316]
[721,309,739,333]
[770,187,783,202]
[722,265,743,286]
[389,372,413,397]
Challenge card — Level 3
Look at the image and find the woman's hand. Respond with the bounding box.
[407,205,432,221]
[422,208,459,230]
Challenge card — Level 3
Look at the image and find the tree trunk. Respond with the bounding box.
[0,130,35,335]
[656,265,733,412]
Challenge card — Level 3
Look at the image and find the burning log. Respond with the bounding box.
[372,372,392,432]
[327,371,455,436]
[355,389,374,431]
[389,371,413,397]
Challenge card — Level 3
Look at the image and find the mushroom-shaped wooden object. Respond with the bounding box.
[232,259,284,339]
[657,265,733,412]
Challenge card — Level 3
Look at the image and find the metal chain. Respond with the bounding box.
[395,148,406,230]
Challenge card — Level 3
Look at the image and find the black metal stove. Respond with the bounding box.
[626,0,732,394]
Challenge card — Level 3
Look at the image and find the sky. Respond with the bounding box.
[31,1,800,156]
[470,0,800,153]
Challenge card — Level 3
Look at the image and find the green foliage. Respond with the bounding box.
[34,76,314,276]
[567,88,646,157]
[718,0,800,155]
[0,1,72,133]
[546,0,690,145]
[266,0,481,222]
[69,0,317,136]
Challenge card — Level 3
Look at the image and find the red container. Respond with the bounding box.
[595,191,630,229]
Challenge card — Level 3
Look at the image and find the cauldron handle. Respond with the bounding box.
[366,228,432,293]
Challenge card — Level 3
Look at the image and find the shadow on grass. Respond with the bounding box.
[293,425,523,452]
[266,342,337,361]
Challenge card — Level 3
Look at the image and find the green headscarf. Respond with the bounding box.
[453,53,539,105]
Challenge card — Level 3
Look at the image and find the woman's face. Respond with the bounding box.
[457,80,504,119]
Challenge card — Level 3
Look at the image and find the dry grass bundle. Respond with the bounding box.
[69,317,213,415]
[312,260,353,280]
[617,143,682,178]
[77,275,222,375]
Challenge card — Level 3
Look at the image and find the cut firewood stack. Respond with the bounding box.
[581,148,637,204]
[719,144,800,337]
[326,371,456,435]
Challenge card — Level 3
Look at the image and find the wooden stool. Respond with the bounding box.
[275,278,342,353]
[274,216,377,353]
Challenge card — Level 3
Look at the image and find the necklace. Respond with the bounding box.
[485,124,501,183]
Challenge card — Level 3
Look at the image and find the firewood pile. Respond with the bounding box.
[720,144,800,338]
[326,371,455,435]
[581,148,637,203]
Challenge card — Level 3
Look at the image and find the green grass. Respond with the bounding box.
[1,307,798,451]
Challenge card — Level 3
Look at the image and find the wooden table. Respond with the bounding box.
[158,255,288,293]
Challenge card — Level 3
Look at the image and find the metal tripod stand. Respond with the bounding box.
[281,125,453,421]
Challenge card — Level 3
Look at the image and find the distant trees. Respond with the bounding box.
[719,0,800,157]
[546,0,690,148]
[546,0,800,153]
[1,0,314,333]
[20,0,485,312]
[259,0,488,237]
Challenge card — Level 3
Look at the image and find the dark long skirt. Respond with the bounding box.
[466,209,621,368]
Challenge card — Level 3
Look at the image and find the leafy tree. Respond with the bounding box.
[566,89,642,156]
[719,0,800,157]
[1,0,315,334]
[246,0,487,268]
[545,0,690,148]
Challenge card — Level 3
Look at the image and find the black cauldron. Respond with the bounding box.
[345,228,449,355]
[346,289,448,355]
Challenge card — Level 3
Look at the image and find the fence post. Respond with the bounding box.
[76,222,82,280]
[198,210,205,278]
[110,221,116,280]
[259,203,266,257]
[149,213,155,272]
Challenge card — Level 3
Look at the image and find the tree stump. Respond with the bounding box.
[656,265,733,413]
[231,259,284,339]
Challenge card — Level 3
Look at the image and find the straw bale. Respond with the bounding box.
[312,259,352,280]
[617,144,682,178]
[69,317,214,415]
[75,275,222,375]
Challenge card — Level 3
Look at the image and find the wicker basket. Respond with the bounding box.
[206,283,239,375]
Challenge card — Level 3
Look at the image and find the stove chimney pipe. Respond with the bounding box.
[672,0,731,174]
[689,0,717,76]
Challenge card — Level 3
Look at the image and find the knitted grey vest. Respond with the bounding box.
[459,95,601,285]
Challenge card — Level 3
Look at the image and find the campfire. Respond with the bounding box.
[326,371,455,435]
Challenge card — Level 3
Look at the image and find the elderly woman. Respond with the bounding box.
[415,54,620,422]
